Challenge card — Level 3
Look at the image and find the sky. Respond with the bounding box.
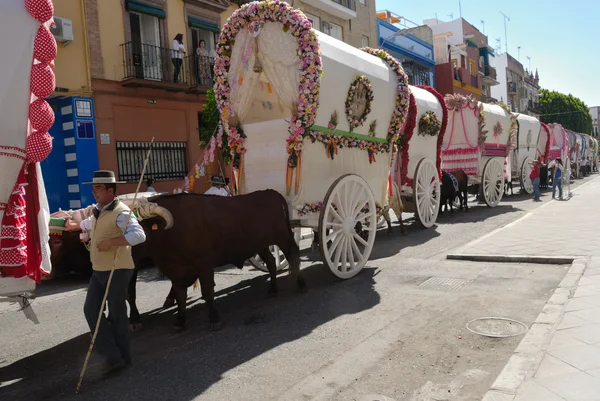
[375,0,600,107]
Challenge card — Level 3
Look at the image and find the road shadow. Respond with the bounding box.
[0,264,381,401]
[435,203,520,225]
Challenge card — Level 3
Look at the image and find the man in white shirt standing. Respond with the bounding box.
[65,170,146,376]
[204,175,230,197]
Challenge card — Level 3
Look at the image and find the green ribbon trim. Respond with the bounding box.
[310,125,388,144]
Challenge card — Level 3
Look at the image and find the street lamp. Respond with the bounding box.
[380,29,408,49]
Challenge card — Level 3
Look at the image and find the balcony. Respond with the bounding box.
[481,65,499,86]
[481,95,498,103]
[301,0,357,20]
[120,42,214,92]
[528,100,541,114]
[508,82,517,94]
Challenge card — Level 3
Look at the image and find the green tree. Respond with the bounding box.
[198,88,232,165]
[539,89,593,134]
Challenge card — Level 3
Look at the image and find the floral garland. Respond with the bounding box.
[506,114,518,156]
[303,130,390,164]
[418,111,442,137]
[417,85,448,181]
[345,75,374,132]
[214,0,322,193]
[360,47,410,143]
[297,201,383,217]
[492,100,511,114]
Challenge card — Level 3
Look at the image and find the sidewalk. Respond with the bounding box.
[447,175,600,401]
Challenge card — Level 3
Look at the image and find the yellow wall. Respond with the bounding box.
[221,5,238,26]
[167,0,186,43]
[53,0,89,94]
[98,0,125,81]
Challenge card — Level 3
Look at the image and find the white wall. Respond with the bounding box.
[490,53,508,102]
[424,18,464,47]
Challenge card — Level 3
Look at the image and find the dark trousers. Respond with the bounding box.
[84,269,134,365]
[172,58,182,82]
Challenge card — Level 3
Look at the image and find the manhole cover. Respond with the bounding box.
[418,277,472,291]
[466,317,528,338]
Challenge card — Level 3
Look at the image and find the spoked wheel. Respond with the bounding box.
[481,158,505,207]
[248,228,301,272]
[413,158,441,228]
[318,174,377,279]
[519,157,534,194]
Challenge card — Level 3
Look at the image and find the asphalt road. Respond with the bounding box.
[0,176,591,401]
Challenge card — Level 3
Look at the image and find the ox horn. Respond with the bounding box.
[152,206,174,230]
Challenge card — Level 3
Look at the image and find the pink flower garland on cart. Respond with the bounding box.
[0,0,56,281]
[416,85,448,180]
[214,0,322,195]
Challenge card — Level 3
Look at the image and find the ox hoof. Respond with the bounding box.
[208,321,222,331]
[129,323,143,332]
[163,297,175,308]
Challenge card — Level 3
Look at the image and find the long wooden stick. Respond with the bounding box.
[76,137,155,393]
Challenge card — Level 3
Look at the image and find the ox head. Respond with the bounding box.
[133,199,174,233]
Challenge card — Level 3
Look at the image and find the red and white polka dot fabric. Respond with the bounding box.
[26,131,52,163]
[30,62,55,99]
[29,98,54,132]
[25,0,54,23]
[33,25,57,63]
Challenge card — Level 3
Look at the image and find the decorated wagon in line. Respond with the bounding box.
[441,95,516,207]
[509,114,550,194]
[590,136,599,172]
[547,123,571,191]
[211,0,411,278]
[0,0,57,322]
[567,130,583,178]
[390,85,447,228]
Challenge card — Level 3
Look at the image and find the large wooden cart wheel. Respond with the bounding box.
[248,228,301,272]
[519,157,534,194]
[318,174,377,279]
[413,158,441,228]
[481,158,505,207]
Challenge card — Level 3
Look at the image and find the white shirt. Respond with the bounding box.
[80,201,147,246]
[204,187,229,197]
[172,40,185,59]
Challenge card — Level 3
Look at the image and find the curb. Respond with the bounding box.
[447,254,575,265]
[481,257,589,401]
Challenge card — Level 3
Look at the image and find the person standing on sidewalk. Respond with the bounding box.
[65,170,146,376]
[530,159,542,202]
[549,158,564,200]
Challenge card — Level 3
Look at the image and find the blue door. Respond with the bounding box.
[41,105,70,212]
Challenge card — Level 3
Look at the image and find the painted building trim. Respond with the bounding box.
[453,79,482,94]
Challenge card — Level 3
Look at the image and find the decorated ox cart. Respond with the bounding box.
[591,136,599,172]
[510,114,548,194]
[0,0,56,321]
[441,95,516,207]
[211,1,410,278]
[547,123,571,194]
[390,85,447,228]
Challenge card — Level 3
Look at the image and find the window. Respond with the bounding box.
[129,11,163,80]
[469,60,476,76]
[361,35,369,48]
[359,0,366,4]
[304,12,320,31]
[116,141,188,182]
[323,21,343,41]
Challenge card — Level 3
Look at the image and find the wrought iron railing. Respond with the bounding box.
[332,0,356,11]
[116,141,188,182]
[120,41,214,88]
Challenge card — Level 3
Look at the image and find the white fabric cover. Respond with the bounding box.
[403,86,442,191]
[228,29,261,122]
[257,22,300,112]
[515,113,542,165]
[0,1,37,224]
[313,32,397,139]
[481,103,513,146]
[36,163,51,275]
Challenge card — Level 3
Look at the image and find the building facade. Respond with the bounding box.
[490,52,524,112]
[590,106,600,138]
[521,69,541,118]
[424,17,499,102]
[44,0,234,211]
[377,12,435,86]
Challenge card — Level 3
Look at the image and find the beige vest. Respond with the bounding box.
[90,201,135,272]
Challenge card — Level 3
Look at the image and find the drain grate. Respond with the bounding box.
[418,277,472,291]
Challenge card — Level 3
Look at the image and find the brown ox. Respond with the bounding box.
[138,190,306,330]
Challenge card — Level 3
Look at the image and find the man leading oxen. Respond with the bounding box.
[50,187,307,331]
